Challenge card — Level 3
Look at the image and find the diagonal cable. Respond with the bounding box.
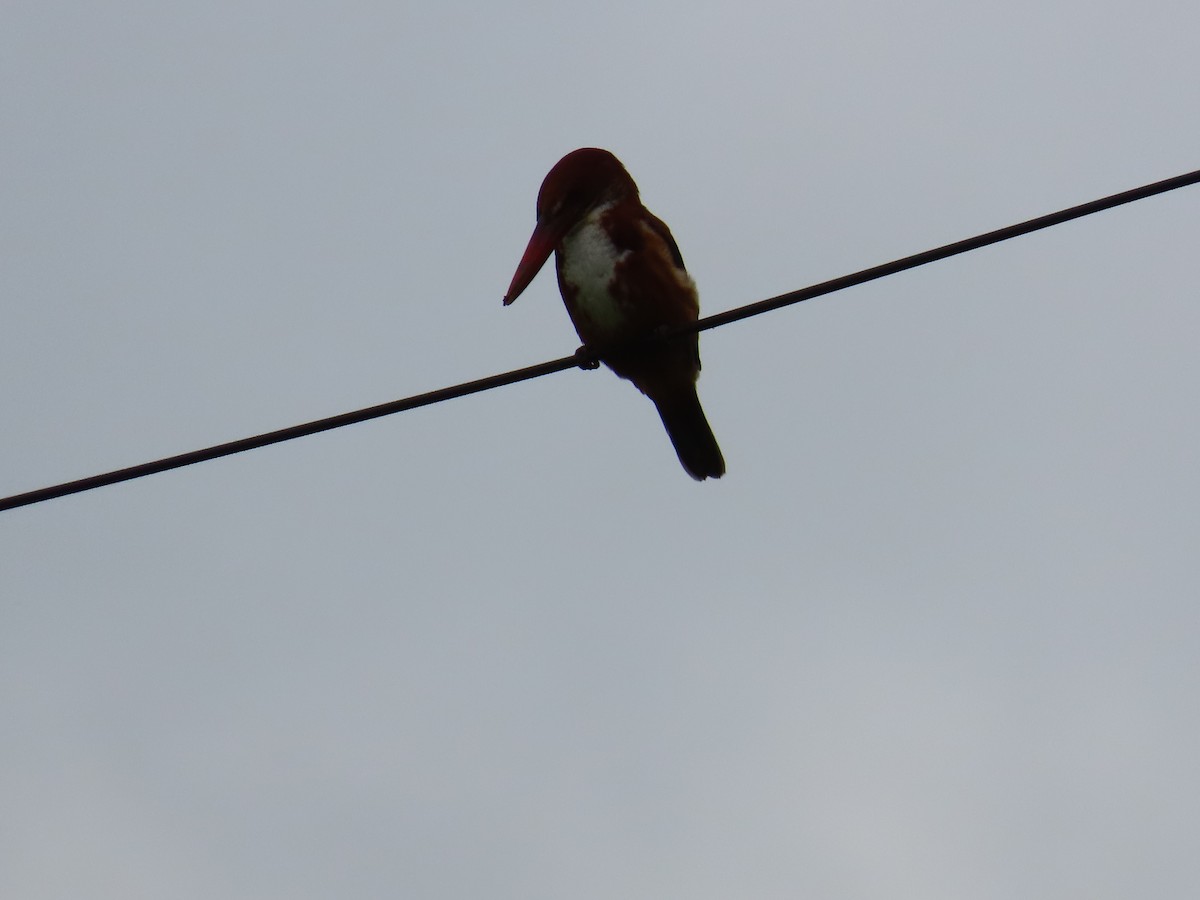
[2,167,1198,512]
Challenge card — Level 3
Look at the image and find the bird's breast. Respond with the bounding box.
[557,208,629,337]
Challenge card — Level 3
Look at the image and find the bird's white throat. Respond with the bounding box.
[559,204,628,333]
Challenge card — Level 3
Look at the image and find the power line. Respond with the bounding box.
[3,167,1198,513]
[0,353,588,513]
[672,167,1200,338]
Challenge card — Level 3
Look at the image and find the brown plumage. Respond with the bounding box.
[504,148,724,480]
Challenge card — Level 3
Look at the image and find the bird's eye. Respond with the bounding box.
[544,188,588,221]
[568,187,590,207]
[551,194,578,219]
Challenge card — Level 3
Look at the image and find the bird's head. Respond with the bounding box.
[503,148,638,305]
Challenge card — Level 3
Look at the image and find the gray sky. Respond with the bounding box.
[3,2,1199,898]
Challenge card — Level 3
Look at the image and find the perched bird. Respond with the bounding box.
[503,148,725,480]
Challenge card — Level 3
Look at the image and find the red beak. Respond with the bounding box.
[503,212,569,306]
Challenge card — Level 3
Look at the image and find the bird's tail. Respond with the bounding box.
[652,386,726,481]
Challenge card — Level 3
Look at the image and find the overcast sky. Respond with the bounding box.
[3,2,1199,898]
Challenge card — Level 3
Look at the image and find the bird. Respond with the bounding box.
[503,148,725,480]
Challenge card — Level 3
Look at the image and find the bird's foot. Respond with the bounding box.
[574,345,601,370]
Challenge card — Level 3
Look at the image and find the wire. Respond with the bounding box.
[3,167,1198,512]
[0,353,587,512]
[676,167,1200,338]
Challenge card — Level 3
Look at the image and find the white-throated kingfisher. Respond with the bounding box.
[503,148,725,480]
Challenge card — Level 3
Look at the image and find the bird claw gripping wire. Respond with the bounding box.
[574,345,601,370]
